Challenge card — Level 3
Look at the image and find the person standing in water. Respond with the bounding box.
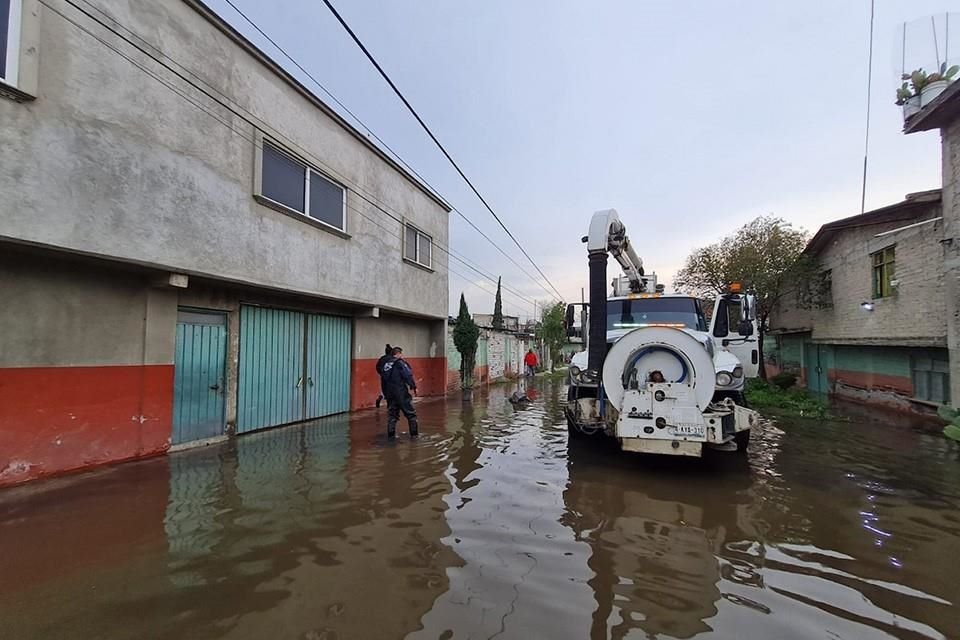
[380,346,419,438]
[524,349,539,377]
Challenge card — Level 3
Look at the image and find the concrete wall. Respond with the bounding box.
[0,249,176,485]
[0,0,448,319]
[446,330,490,392]
[445,327,535,392]
[352,315,446,410]
[941,120,960,404]
[773,331,948,413]
[772,211,946,347]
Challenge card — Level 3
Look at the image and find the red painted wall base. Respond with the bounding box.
[0,364,173,487]
[351,357,447,410]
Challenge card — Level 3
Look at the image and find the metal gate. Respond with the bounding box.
[305,314,352,419]
[173,310,227,445]
[237,305,352,433]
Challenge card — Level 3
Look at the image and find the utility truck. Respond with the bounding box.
[565,209,760,457]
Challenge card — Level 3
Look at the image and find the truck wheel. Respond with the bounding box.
[735,429,750,452]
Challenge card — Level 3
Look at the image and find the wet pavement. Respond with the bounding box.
[1,380,959,640]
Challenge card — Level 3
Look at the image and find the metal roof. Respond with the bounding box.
[804,190,941,255]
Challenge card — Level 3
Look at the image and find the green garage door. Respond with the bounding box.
[238,306,352,433]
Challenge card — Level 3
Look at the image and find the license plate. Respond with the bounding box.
[673,424,704,437]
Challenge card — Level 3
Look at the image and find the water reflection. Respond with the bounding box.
[0,381,958,639]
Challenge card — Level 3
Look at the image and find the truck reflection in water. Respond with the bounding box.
[562,436,759,639]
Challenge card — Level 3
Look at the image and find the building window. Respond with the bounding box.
[871,246,895,299]
[404,224,432,268]
[911,353,950,404]
[258,140,346,232]
[1,0,21,86]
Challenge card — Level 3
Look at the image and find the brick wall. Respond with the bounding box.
[941,121,960,404]
[772,209,946,346]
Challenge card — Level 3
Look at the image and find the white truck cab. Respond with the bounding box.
[565,209,760,458]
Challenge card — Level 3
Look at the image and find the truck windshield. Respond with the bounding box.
[607,298,707,332]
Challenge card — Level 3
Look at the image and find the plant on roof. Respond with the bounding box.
[895,82,914,105]
[903,69,930,94]
[926,61,959,84]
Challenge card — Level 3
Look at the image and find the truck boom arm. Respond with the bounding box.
[587,209,644,292]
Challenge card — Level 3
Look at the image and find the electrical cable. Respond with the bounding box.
[42,0,540,311]
[219,0,559,302]
[319,0,564,301]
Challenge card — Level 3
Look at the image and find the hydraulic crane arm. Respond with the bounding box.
[586,209,644,292]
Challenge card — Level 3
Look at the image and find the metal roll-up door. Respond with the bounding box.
[237,305,305,433]
[305,313,352,419]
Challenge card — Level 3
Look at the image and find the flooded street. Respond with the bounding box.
[1,380,959,640]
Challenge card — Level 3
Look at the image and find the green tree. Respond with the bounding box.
[537,301,568,372]
[492,277,504,330]
[673,215,810,379]
[453,293,480,388]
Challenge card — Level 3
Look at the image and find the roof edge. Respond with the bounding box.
[182,0,451,212]
[804,189,941,255]
[904,80,960,133]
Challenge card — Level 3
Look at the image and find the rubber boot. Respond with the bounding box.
[387,424,396,438]
[408,419,419,437]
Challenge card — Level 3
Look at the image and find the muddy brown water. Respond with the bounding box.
[1,380,958,640]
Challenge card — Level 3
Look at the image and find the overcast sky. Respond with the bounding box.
[210,1,958,319]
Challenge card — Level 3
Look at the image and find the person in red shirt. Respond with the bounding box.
[524,349,539,377]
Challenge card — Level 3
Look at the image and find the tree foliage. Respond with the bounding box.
[673,216,810,378]
[492,277,504,330]
[537,302,567,372]
[453,293,480,388]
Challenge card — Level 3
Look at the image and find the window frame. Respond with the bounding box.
[1,0,22,87]
[403,222,433,270]
[254,136,348,236]
[910,354,950,404]
[870,245,895,299]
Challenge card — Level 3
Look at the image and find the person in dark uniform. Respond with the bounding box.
[374,343,392,408]
[380,346,418,438]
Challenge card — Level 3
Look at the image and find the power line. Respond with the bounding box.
[319,0,565,301]
[219,0,559,302]
[46,0,540,310]
[39,0,540,313]
[860,0,875,215]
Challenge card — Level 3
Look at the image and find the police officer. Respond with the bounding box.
[380,346,419,438]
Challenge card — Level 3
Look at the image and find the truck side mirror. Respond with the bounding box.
[741,294,757,322]
[737,320,754,337]
[565,304,576,337]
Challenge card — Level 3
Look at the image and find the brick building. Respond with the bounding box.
[903,80,960,411]
[769,191,948,411]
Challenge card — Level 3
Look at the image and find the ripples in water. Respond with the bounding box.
[0,380,957,639]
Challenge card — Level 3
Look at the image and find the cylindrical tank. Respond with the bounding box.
[601,326,715,410]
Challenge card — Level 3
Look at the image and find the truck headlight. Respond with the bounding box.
[733,366,743,378]
[716,371,733,387]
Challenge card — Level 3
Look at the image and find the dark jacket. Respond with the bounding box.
[381,357,416,397]
[375,354,392,377]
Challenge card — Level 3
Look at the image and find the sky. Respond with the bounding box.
[209,0,959,319]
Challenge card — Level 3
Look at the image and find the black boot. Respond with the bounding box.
[387,425,396,438]
[408,419,419,437]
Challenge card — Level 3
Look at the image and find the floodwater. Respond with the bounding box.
[1,381,959,640]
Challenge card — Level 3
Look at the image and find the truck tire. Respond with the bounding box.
[735,429,750,452]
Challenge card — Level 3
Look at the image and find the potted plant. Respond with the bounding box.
[919,62,959,107]
[895,82,921,120]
